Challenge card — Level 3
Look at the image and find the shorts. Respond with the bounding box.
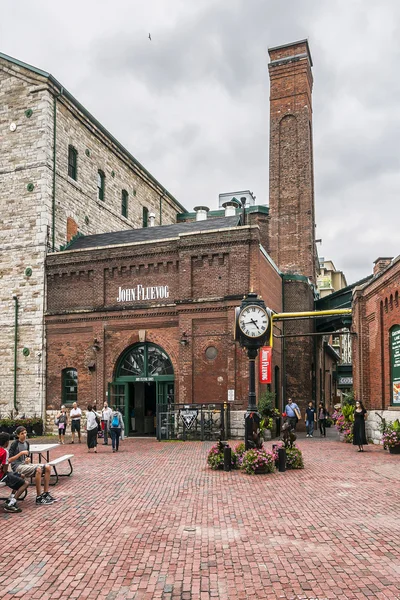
[16,464,45,477]
[71,420,81,433]
[58,426,66,435]
[1,472,26,491]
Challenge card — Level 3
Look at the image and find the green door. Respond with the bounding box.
[157,381,175,406]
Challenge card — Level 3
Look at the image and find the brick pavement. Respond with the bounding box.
[1,434,399,600]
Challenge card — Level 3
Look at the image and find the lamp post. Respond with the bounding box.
[235,293,271,450]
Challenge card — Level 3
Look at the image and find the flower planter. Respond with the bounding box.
[389,445,400,455]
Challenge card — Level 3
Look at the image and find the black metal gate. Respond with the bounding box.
[157,403,228,441]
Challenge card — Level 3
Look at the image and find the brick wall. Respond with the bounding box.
[45,224,283,423]
[353,257,400,411]
[268,41,316,283]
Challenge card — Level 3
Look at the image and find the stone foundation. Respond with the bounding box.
[366,409,400,444]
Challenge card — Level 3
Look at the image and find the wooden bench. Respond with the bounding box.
[0,479,27,501]
[47,454,74,485]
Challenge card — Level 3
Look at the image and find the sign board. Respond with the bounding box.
[259,346,272,384]
[227,389,235,403]
[117,285,169,303]
[338,376,353,387]
[391,325,400,405]
[134,377,155,382]
[180,409,198,430]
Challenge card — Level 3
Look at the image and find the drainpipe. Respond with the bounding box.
[159,190,165,226]
[282,279,286,410]
[13,295,19,412]
[52,87,64,251]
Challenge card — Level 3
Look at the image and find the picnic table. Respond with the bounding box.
[29,443,73,484]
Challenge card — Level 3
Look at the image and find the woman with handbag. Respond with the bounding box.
[86,404,101,453]
[55,405,68,444]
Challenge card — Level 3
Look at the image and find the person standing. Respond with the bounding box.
[318,403,327,437]
[353,400,368,452]
[69,402,82,444]
[284,398,301,431]
[101,401,113,446]
[86,404,101,453]
[55,405,68,444]
[108,406,124,453]
[305,401,316,438]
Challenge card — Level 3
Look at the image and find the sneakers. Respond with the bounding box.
[36,493,54,505]
[306,434,310,438]
[4,502,22,513]
[43,492,58,503]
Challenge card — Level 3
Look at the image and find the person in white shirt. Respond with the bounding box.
[69,402,82,444]
[86,404,101,453]
[101,401,113,446]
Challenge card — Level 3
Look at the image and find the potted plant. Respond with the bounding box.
[239,448,276,475]
[258,391,280,438]
[207,440,238,470]
[382,419,400,454]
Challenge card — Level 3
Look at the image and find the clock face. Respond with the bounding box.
[238,305,269,338]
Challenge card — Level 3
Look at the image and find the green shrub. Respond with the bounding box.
[285,447,304,469]
[240,448,276,475]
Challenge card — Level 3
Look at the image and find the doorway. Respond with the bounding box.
[128,382,157,436]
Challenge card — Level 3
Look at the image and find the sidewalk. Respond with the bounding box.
[1,435,399,600]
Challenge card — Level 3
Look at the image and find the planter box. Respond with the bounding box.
[389,445,400,455]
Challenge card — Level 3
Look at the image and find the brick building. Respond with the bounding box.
[2,40,323,430]
[0,52,184,417]
[352,256,400,442]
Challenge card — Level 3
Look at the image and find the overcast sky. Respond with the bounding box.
[1,0,399,284]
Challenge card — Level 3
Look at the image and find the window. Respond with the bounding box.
[97,170,105,201]
[62,368,77,405]
[121,189,128,218]
[68,146,78,180]
[143,206,149,227]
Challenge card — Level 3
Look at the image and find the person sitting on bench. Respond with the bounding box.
[8,426,57,505]
[0,432,29,513]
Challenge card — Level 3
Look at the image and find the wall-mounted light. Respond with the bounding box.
[180,332,189,347]
[92,338,101,352]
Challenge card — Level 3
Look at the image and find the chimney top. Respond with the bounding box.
[193,206,209,221]
[222,201,238,217]
[268,39,313,67]
[373,257,393,276]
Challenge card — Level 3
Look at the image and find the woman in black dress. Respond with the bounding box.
[353,400,368,452]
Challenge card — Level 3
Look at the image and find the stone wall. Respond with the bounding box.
[366,409,400,444]
[0,55,184,419]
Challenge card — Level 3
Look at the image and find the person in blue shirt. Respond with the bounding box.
[284,398,301,431]
[305,401,316,437]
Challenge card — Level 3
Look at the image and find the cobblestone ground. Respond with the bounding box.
[1,433,400,600]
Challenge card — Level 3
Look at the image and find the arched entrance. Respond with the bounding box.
[108,343,174,436]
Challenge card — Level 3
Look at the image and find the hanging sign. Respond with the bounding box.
[180,409,198,430]
[391,325,400,405]
[259,346,272,384]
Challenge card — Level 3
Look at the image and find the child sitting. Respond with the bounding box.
[0,432,29,513]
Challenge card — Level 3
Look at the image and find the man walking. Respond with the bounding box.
[70,401,82,444]
[305,401,316,437]
[284,398,301,431]
[101,401,113,446]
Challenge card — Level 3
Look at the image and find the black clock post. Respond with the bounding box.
[235,293,270,450]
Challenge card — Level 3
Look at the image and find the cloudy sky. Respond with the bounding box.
[1,0,399,284]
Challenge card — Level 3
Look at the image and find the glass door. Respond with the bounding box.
[107,382,129,433]
[157,381,174,406]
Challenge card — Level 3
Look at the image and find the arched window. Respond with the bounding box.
[121,190,128,218]
[97,170,105,201]
[117,343,173,378]
[62,368,78,405]
[142,206,149,228]
[68,146,78,180]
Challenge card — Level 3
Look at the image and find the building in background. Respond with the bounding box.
[0,52,185,417]
[353,256,400,443]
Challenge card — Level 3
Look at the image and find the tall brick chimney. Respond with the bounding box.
[268,40,316,283]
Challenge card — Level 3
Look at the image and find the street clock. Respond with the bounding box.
[235,293,271,348]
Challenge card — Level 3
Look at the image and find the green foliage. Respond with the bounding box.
[240,448,276,475]
[341,404,354,422]
[285,447,304,469]
[235,442,245,457]
[342,390,355,406]
[207,442,238,470]
[258,390,276,418]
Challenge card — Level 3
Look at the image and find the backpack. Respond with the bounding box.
[111,412,120,428]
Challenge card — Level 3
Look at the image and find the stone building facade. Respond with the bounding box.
[0,52,185,417]
[352,256,400,443]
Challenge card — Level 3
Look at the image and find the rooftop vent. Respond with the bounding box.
[148,212,155,227]
[193,206,210,221]
[222,201,238,217]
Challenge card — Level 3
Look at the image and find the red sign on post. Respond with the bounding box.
[259,346,272,384]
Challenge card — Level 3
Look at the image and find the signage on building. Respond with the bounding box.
[227,389,235,403]
[391,325,400,405]
[180,409,198,430]
[259,346,272,384]
[117,285,169,303]
[338,376,353,386]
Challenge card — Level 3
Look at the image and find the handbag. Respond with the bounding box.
[93,411,101,428]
